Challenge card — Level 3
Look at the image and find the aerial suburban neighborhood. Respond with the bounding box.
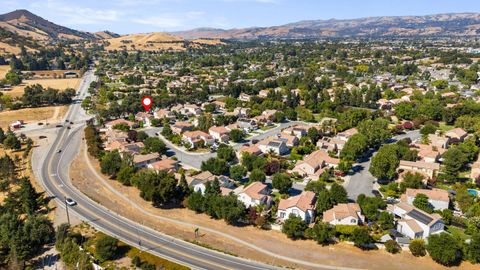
[1,1,480,270]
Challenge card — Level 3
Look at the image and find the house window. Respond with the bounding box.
[280,212,285,218]
[351,219,356,224]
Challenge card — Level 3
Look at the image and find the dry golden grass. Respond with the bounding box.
[3,78,80,98]
[192,39,225,45]
[0,105,68,130]
[0,42,21,55]
[103,32,186,51]
[0,65,10,80]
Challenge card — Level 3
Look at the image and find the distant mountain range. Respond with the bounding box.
[173,13,480,39]
[0,9,119,41]
[1,9,480,55]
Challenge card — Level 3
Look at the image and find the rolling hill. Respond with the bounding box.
[173,13,480,40]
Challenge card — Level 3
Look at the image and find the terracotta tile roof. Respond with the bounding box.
[445,128,467,139]
[240,144,262,155]
[399,160,440,171]
[405,188,449,202]
[322,203,361,223]
[106,119,134,127]
[209,126,230,135]
[133,153,160,164]
[278,191,316,212]
[149,159,178,171]
[242,182,269,200]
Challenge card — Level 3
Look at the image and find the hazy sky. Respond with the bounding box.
[1,0,479,34]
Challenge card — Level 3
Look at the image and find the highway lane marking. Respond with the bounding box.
[41,72,364,270]
[45,121,233,269]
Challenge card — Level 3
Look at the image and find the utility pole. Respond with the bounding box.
[64,196,70,225]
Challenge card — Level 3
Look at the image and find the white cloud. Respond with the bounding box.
[29,0,121,25]
[132,11,205,30]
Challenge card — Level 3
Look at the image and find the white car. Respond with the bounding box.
[65,198,77,206]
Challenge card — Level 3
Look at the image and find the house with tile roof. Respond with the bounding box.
[147,159,179,173]
[209,126,231,142]
[105,119,135,130]
[237,182,272,208]
[183,130,215,148]
[291,150,340,180]
[171,121,194,134]
[257,136,289,155]
[390,202,444,239]
[401,188,449,210]
[445,127,468,144]
[133,153,160,168]
[336,128,358,142]
[322,203,364,225]
[398,160,440,180]
[187,171,235,194]
[277,191,316,223]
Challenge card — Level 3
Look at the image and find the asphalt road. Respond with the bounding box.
[143,121,304,169]
[345,130,422,200]
[34,70,292,270]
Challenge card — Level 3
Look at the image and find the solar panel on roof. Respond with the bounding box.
[409,209,433,225]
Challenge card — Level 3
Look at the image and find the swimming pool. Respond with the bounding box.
[468,189,479,197]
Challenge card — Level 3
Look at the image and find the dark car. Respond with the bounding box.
[56,125,63,128]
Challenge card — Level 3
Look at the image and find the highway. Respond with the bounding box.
[34,70,288,270]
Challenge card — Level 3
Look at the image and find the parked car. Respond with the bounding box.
[65,198,77,206]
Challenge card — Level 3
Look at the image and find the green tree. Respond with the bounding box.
[316,189,333,215]
[351,227,374,250]
[230,165,247,181]
[308,222,335,245]
[100,151,122,177]
[201,157,229,175]
[442,147,467,182]
[95,235,119,262]
[340,133,368,162]
[468,232,480,263]
[357,118,391,147]
[377,211,394,230]
[272,173,292,194]
[409,238,426,257]
[143,137,166,155]
[282,215,307,240]
[369,144,399,180]
[229,129,245,142]
[399,172,424,192]
[413,194,434,213]
[426,233,462,266]
[420,123,437,135]
[217,144,236,162]
[3,133,21,150]
[249,169,266,183]
[330,183,348,204]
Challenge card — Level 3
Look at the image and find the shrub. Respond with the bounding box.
[385,239,401,254]
[95,235,119,262]
[426,233,462,266]
[409,238,426,257]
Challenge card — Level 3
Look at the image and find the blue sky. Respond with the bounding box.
[1,0,479,34]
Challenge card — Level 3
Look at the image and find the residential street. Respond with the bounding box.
[345,130,422,200]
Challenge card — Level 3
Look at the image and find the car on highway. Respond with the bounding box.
[56,125,63,128]
[39,135,47,139]
[57,149,62,153]
[65,198,77,206]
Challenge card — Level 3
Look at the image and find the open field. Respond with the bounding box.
[0,65,9,79]
[0,105,68,130]
[2,78,80,98]
[70,141,480,270]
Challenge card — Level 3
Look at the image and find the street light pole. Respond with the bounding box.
[64,196,71,225]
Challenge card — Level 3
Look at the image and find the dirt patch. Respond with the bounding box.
[70,141,478,270]
[0,65,9,79]
[2,78,80,98]
[0,105,68,130]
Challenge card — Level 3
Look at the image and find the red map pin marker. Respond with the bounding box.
[142,96,152,111]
